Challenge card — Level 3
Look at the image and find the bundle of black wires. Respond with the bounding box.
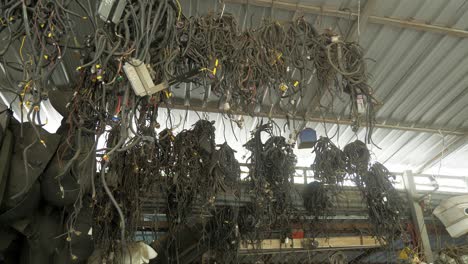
[209,142,241,191]
[309,138,404,244]
[356,162,404,244]
[162,119,242,262]
[343,139,370,176]
[242,123,296,244]
[93,131,162,260]
[174,13,377,136]
[263,135,296,228]
[311,136,347,185]
[302,181,332,221]
[202,205,240,263]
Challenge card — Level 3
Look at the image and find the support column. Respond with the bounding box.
[402,170,434,263]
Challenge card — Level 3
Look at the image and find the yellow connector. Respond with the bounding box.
[279,83,288,92]
[276,52,283,60]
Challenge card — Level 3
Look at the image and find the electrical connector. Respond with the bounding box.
[98,0,127,24]
[279,83,288,92]
[123,58,168,96]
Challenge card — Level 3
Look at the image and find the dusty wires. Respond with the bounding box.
[311,136,347,185]
[343,139,370,177]
[357,162,405,244]
[302,181,333,221]
[242,122,296,244]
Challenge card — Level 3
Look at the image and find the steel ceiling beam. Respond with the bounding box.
[165,103,467,136]
[226,0,468,38]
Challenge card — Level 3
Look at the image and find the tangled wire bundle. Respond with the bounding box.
[242,123,296,243]
[302,181,332,221]
[210,142,241,190]
[311,137,347,185]
[1,2,377,131]
[175,14,377,129]
[93,136,161,258]
[242,123,275,243]
[162,120,242,260]
[344,139,371,176]
[263,135,297,232]
[166,120,217,228]
[358,162,404,243]
[309,138,405,243]
[202,206,240,263]
[159,128,175,172]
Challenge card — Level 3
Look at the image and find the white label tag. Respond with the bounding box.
[357,94,366,114]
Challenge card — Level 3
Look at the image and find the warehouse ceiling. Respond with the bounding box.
[164,0,468,177]
[2,0,468,179]
[1,1,468,263]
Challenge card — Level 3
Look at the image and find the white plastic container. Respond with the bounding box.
[433,195,468,238]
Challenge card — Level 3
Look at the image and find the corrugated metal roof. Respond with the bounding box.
[168,0,468,178]
[1,0,467,178]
